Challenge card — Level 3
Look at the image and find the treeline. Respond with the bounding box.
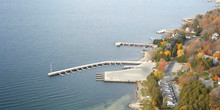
[142,73,163,110]
[179,80,212,110]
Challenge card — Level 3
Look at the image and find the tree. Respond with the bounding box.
[165,50,171,57]
[210,86,220,109]
[174,29,180,33]
[214,75,219,81]
[160,41,167,47]
[213,51,220,60]
[157,58,166,72]
[210,65,220,76]
[162,97,168,108]
[177,49,184,57]
[179,80,211,110]
[176,54,187,63]
[172,45,178,57]
[153,70,164,80]
[177,43,183,50]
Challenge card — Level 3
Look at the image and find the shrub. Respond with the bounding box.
[176,54,187,63]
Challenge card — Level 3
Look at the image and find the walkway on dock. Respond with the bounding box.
[48,61,142,77]
[115,42,155,47]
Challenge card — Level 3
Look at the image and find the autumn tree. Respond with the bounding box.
[177,43,183,50]
[214,75,219,81]
[210,65,220,76]
[164,50,171,57]
[177,49,184,57]
[160,41,167,47]
[157,58,166,72]
[213,51,220,60]
[153,70,164,80]
[178,75,197,86]
[210,86,220,109]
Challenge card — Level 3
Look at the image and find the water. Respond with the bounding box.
[0,0,215,110]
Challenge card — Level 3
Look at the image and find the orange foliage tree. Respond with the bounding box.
[160,41,167,47]
[157,58,166,72]
[165,50,171,57]
[152,101,157,107]
[213,51,220,60]
[214,75,219,81]
[177,43,183,50]
[177,49,184,57]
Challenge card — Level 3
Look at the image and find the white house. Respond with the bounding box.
[218,78,220,85]
[171,33,179,39]
[212,33,219,40]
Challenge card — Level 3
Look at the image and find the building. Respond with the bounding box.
[212,33,219,40]
[171,33,179,39]
[218,78,220,85]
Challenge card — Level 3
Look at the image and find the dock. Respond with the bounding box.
[115,42,155,47]
[182,18,193,22]
[48,61,142,77]
[96,73,104,81]
[156,30,173,34]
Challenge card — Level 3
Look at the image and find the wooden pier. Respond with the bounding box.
[48,61,142,77]
[115,42,155,47]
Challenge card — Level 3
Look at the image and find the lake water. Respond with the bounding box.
[0,0,215,110]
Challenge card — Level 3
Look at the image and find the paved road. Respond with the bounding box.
[165,57,176,76]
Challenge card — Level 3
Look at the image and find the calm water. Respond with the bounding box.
[0,0,215,110]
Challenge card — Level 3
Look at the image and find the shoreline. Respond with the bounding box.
[129,50,155,110]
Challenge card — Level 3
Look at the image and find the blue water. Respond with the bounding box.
[0,0,215,110]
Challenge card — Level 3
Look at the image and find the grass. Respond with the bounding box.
[201,72,209,77]
[171,72,176,75]
[141,89,149,96]
[214,81,218,88]
[200,72,210,80]
[141,81,150,96]
[205,77,210,80]
[141,81,148,87]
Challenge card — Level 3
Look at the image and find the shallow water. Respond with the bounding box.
[0,0,215,110]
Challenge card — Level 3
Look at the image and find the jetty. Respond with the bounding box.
[115,42,155,47]
[182,18,193,22]
[156,30,173,34]
[48,61,142,77]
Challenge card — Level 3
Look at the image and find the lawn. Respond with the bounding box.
[200,72,210,80]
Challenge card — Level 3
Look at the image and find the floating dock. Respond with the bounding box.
[96,73,104,81]
[115,42,155,47]
[48,61,142,77]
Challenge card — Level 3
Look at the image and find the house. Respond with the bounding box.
[186,35,191,39]
[212,33,219,40]
[171,33,179,39]
[218,78,220,85]
[185,27,190,32]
